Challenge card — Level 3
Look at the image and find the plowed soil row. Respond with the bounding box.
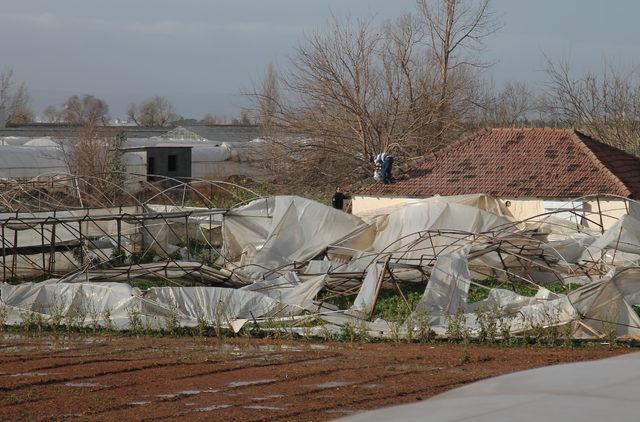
[0,334,628,421]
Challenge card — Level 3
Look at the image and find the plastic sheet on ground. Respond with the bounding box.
[0,282,287,332]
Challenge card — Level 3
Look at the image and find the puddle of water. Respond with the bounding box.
[280,345,302,352]
[195,404,231,412]
[159,389,206,399]
[129,401,150,406]
[309,344,329,350]
[176,390,201,396]
[309,381,352,389]
[242,405,283,410]
[10,372,49,377]
[65,382,101,388]
[252,394,285,401]
[216,344,278,354]
[227,379,276,388]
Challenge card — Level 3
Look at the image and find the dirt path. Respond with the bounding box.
[0,334,630,421]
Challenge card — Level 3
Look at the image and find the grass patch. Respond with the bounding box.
[320,283,425,323]
[373,285,424,323]
[468,277,584,304]
[175,239,220,265]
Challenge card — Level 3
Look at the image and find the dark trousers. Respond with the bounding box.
[381,156,393,184]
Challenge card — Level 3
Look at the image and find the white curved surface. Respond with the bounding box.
[337,352,640,422]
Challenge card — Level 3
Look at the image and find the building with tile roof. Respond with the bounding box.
[353,128,640,228]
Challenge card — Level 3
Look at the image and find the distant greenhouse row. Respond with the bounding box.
[0,124,266,190]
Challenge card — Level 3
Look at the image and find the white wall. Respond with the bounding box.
[583,199,628,229]
[351,196,422,215]
[352,195,628,230]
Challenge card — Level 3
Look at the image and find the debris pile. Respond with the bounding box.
[2,175,640,341]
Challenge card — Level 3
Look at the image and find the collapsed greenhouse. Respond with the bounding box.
[2,173,640,341]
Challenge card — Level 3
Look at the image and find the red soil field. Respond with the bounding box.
[0,334,629,421]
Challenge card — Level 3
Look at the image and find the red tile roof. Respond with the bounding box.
[358,128,640,198]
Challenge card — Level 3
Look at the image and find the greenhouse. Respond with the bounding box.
[1,173,640,341]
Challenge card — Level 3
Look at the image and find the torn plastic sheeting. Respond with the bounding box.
[543,234,597,264]
[366,198,514,259]
[221,196,368,273]
[469,286,560,315]
[240,272,327,313]
[0,281,146,329]
[580,214,640,264]
[145,286,280,322]
[499,296,577,334]
[0,207,140,248]
[346,262,385,318]
[220,197,273,265]
[569,268,640,338]
[524,215,596,238]
[406,248,578,336]
[356,194,514,223]
[0,282,285,331]
[56,261,235,285]
[412,248,472,323]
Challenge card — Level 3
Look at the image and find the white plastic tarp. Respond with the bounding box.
[0,281,144,328]
[145,286,279,322]
[407,248,578,336]
[0,282,286,331]
[222,196,368,273]
[580,214,640,264]
[412,248,472,326]
[240,272,327,313]
[569,268,640,338]
[367,197,514,259]
[347,262,385,318]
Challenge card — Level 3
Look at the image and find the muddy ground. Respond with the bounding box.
[0,334,630,421]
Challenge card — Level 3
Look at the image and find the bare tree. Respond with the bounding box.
[42,105,62,123]
[201,113,221,125]
[61,95,110,125]
[56,122,126,203]
[247,3,501,190]
[0,68,34,125]
[476,81,533,126]
[416,0,500,140]
[267,16,390,186]
[545,57,640,152]
[257,62,280,137]
[128,96,177,127]
[250,14,469,188]
[238,109,252,125]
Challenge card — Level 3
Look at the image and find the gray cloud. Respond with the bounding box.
[1,0,639,118]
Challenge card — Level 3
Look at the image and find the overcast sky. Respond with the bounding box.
[1,0,639,119]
